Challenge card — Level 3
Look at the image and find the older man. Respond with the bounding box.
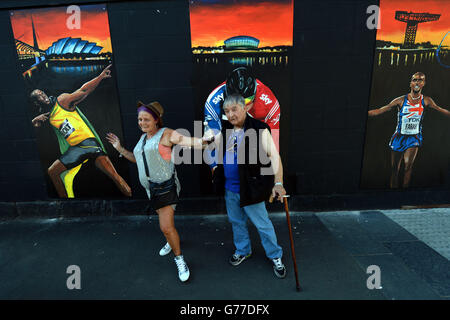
[209,93,287,279]
[203,67,281,151]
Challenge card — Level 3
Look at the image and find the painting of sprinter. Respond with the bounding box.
[10,4,130,198]
[362,0,450,189]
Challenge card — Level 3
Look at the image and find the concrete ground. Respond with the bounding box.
[0,208,449,302]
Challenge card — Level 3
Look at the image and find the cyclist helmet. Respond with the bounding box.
[225,67,257,102]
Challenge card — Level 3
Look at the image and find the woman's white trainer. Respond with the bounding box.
[174,255,190,282]
[159,242,172,256]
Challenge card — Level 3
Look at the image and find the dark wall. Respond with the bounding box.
[0,0,448,211]
[288,0,378,194]
[0,5,48,201]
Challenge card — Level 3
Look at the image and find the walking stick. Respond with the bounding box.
[270,194,302,291]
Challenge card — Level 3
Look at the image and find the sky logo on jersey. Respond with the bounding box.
[212,93,224,105]
[260,94,272,105]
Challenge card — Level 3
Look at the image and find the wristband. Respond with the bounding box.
[275,182,283,187]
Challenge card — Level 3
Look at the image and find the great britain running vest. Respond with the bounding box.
[394,95,425,136]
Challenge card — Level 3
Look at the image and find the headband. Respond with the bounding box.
[137,105,159,120]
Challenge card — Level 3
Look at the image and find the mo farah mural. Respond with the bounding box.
[10,4,130,198]
[189,0,294,152]
[362,0,450,189]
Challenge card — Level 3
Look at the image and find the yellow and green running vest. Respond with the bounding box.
[48,97,106,155]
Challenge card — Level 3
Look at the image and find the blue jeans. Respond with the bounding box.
[225,189,283,259]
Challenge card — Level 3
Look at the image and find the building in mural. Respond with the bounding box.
[224,36,260,50]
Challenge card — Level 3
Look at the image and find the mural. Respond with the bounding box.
[189,0,293,193]
[362,0,450,189]
[10,4,131,198]
[189,0,293,150]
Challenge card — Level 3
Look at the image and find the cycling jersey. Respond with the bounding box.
[204,79,280,132]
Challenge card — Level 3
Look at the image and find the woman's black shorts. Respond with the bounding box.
[151,185,179,210]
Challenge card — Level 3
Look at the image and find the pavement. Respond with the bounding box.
[0,207,449,301]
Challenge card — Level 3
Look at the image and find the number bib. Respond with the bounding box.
[59,119,75,138]
[400,116,420,135]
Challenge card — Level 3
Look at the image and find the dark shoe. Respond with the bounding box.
[272,258,286,278]
[229,253,251,266]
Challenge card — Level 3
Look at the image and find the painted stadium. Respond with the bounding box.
[224,36,260,50]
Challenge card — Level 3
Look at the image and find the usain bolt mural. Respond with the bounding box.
[189,0,294,153]
[362,0,450,189]
[10,4,131,198]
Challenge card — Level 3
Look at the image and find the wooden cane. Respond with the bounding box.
[270,194,302,291]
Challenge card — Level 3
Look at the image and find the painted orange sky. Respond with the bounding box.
[377,0,450,45]
[189,1,293,47]
[10,5,112,52]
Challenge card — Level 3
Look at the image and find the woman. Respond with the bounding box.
[106,101,206,282]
